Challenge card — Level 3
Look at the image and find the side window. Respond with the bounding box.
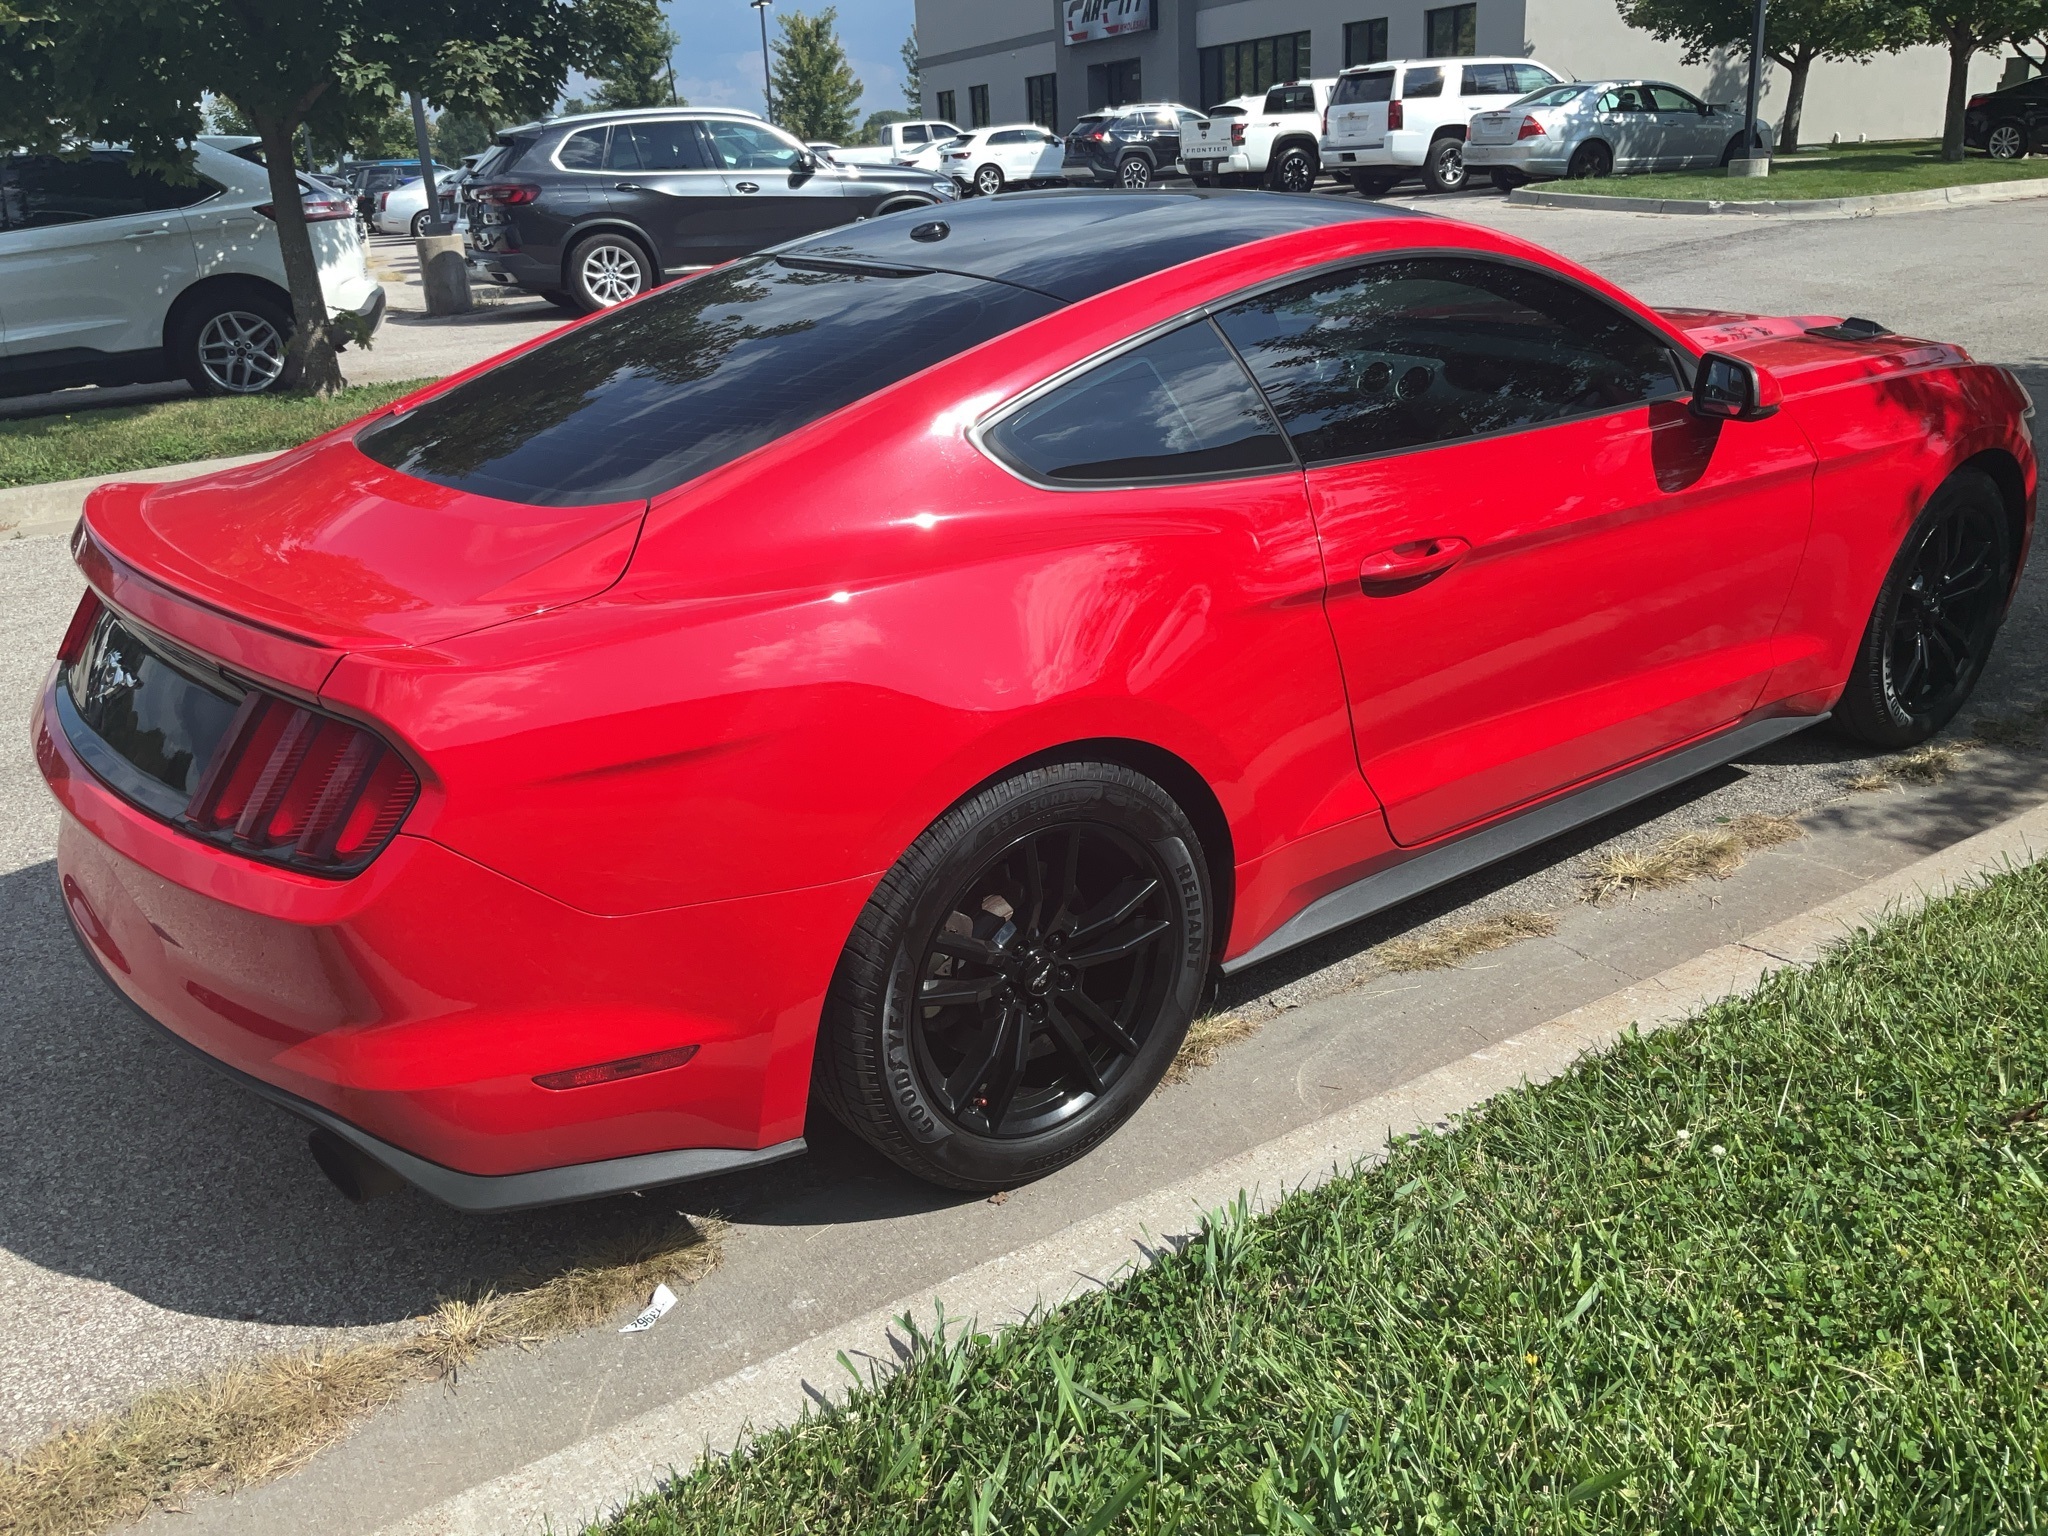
[986,320,1294,485]
[1648,85,1703,112]
[703,118,805,170]
[1511,64,1561,93]
[1403,67,1445,99]
[989,129,1028,145]
[901,125,928,144]
[1,154,208,227]
[1214,257,1684,465]
[610,121,711,170]
[1462,64,1512,95]
[558,129,607,170]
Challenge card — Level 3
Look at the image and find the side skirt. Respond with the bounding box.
[1223,712,1825,974]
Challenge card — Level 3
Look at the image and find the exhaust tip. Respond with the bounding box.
[308,1127,408,1204]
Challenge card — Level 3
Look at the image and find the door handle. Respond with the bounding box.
[613,181,642,190]
[1358,537,1470,592]
[734,181,760,194]
[124,228,169,239]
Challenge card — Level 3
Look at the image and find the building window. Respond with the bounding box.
[936,89,957,123]
[1198,30,1311,110]
[1344,18,1389,66]
[1424,4,1477,56]
[968,84,991,127]
[1026,73,1058,128]
[1086,57,1143,112]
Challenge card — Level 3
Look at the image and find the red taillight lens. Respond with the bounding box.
[1087,130,1106,143]
[187,692,418,876]
[57,590,104,664]
[1517,115,1546,140]
[1230,121,1246,146]
[1967,94,1988,111]
[378,191,392,210]
[1387,100,1404,131]
[301,197,354,222]
[473,182,541,205]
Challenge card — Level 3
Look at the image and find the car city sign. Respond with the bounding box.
[1064,0,1154,45]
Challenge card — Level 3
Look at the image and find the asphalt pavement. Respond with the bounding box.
[0,193,2043,1526]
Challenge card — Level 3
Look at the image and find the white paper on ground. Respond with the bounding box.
[619,1283,678,1333]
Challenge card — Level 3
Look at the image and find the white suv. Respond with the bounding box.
[1321,57,1565,195]
[0,141,385,400]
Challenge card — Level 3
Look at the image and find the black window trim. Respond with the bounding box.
[971,248,1699,492]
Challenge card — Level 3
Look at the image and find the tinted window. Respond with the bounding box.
[607,120,710,170]
[931,123,963,138]
[1462,64,1513,95]
[558,129,606,169]
[901,125,929,143]
[989,129,1031,145]
[0,153,213,229]
[1333,70,1395,106]
[357,259,1060,507]
[1512,64,1561,92]
[1404,67,1445,99]
[986,320,1292,485]
[1265,85,1317,113]
[704,118,804,169]
[1215,257,1683,465]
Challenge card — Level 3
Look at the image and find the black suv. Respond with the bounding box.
[463,108,958,312]
[1965,74,2048,160]
[1062,103,1208,188]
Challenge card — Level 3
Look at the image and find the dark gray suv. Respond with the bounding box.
[464,108,959,312]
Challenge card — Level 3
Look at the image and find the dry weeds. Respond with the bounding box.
[1583,814,1804,904]
[1848,740,1977,792]
[1377,910,1560,972]
[1165,1012,1261,1084]
[0,1217,720,1536]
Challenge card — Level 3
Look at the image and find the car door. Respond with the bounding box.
[1592,86,1659,169]
[0,152,202,372]
[1214,254,1816,847]
[701,117,849,248]
[1648,84,1718,168]
[602,118,739,270]
[1028,128,1066,180]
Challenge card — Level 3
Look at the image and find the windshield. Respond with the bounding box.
[1513,84,1590,109]
[354,258,1061,507]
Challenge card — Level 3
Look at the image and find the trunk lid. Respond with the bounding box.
[1327,68,1395,145]
[1468,110,1518,145]
[82,436,645,651]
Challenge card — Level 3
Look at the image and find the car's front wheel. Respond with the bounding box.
[1987,122,2028,159]
[974,163,1006,196]
[1836,468,2012,748]
[814,762,1210,1191]
[1423,137,1468,193]
[566,232,653,312]
[174,292,291,396]
[1118,155,1154,188]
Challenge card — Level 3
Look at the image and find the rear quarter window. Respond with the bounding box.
[1404,67,1446,99]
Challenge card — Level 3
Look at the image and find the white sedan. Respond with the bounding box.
[372,176,438,237]
[938,125,1067,197]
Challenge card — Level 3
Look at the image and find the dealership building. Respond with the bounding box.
[915,0,2012,148]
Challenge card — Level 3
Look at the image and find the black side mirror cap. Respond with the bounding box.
[1689,351,1782,422]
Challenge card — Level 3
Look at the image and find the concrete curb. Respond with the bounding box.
[0,452,273,543]
[372,797,2048,1536]
[1508,174,2048,218]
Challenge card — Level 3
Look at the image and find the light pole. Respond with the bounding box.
[1738,0,1770,176]
[751,0,774,122]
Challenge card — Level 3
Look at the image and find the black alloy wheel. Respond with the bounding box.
[1837,469,2011,747]
[1987,122,2027,159]
[1118,155,1154,188]
[816,762,1209,1190]
[1570,140,1614,179]
[1271,144,1318,193]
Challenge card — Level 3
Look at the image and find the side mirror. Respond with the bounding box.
[1690,351,1781,421]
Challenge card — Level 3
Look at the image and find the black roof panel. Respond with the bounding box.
[781,188,1411,304]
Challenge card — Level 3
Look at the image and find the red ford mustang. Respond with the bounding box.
[35,193,2035,1211]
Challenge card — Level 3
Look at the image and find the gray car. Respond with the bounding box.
[463,107,958,313]
[1464,80,1772,187]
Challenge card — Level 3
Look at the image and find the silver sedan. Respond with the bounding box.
[1464,80,1772,187]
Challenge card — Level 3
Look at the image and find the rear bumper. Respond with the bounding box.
[1463,142,1570,176]
[1320,133,1428,170]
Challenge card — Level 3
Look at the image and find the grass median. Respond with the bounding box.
[1539,138,2048,202]
[602,857,2048,1534]
[0,380,429,491]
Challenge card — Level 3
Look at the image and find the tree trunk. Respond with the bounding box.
[253,113,346,395]
[1943,29,1975,161]
[1776,50,1812,153]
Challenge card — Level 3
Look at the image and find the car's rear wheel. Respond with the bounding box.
[1987,122,2028,159]
[1569,140,1614,179]
[175,293,291,396]
[1349,171,1400,197]
[409,209,432,237]
[1490,168,1528,193]
[1835,469,2012,748]
[1118,155,1154,188]
[566,232,652,312]
[814,762,1210,1191]
[1423,137,1468,193]
[1269,144,1318,192]
[973,163,1006,196]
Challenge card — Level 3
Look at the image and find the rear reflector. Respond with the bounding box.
[534,1045,701,1091]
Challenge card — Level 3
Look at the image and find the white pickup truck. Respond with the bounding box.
[834,120,966,169]
[1180,80,1334,192]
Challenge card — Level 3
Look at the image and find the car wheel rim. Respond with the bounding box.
[1281,155,1312,191]
[1989,126,2022,158]
[195,310,286,393]
[905,822,1181,1139]
[1120,160,1149,187]
[977,168,1002,195]
[581,244,644,305]
[1883,504,2004,719]
[1437,145,1465,187]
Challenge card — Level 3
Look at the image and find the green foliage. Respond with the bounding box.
[433,109,495,159]
[598,859,2048,1534]
[900,24,920,112]
[1544,137,2048,197]
[856,108,909,146]
[584,2,680,110]
[202,95,253,136]
[771,7,862,142]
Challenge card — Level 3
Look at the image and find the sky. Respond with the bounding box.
[662,0,921,122]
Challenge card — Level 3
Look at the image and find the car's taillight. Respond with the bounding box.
[185,691,418,876]
[1967,94,1988,111]
[1518,115,1546,139]
[1230,121,1246,146]
[256,199,353,223]
[1387,100,1404,131]
[1321,107,1330,136]
[57,590,103,664]
[1087,130,1106,143]
[473,182,541,205]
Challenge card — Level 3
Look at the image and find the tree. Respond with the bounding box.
[1914,0,2048,156]
[901,25,921,112]
[771,7,862,141]
[433,110,496,159]
[856,107,909,145]
[0,0,660,392]
[585,3,681,109]
[1615,0,1913,151]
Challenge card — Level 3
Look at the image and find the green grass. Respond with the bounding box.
[0,380,429,490]
[1545,138,2048,202]
[601,860,2048,1534]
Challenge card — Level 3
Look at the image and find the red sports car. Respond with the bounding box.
[36,193,2035,1210]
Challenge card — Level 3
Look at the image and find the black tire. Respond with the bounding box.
[172,289,292,397]
[973,163,1006,196]
[1490,168,1528,193]
[1422,136,1468,193]
[1117,154,1154,188]
[565,230,653,312]
[1349,170,1400,197]
[1269,143,1318,193]
[409,209,431,237]
[814,762,1211,1191]
[1987,121,2028,160]
[1569,140,1614,179]
[1835,469,2012,748]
